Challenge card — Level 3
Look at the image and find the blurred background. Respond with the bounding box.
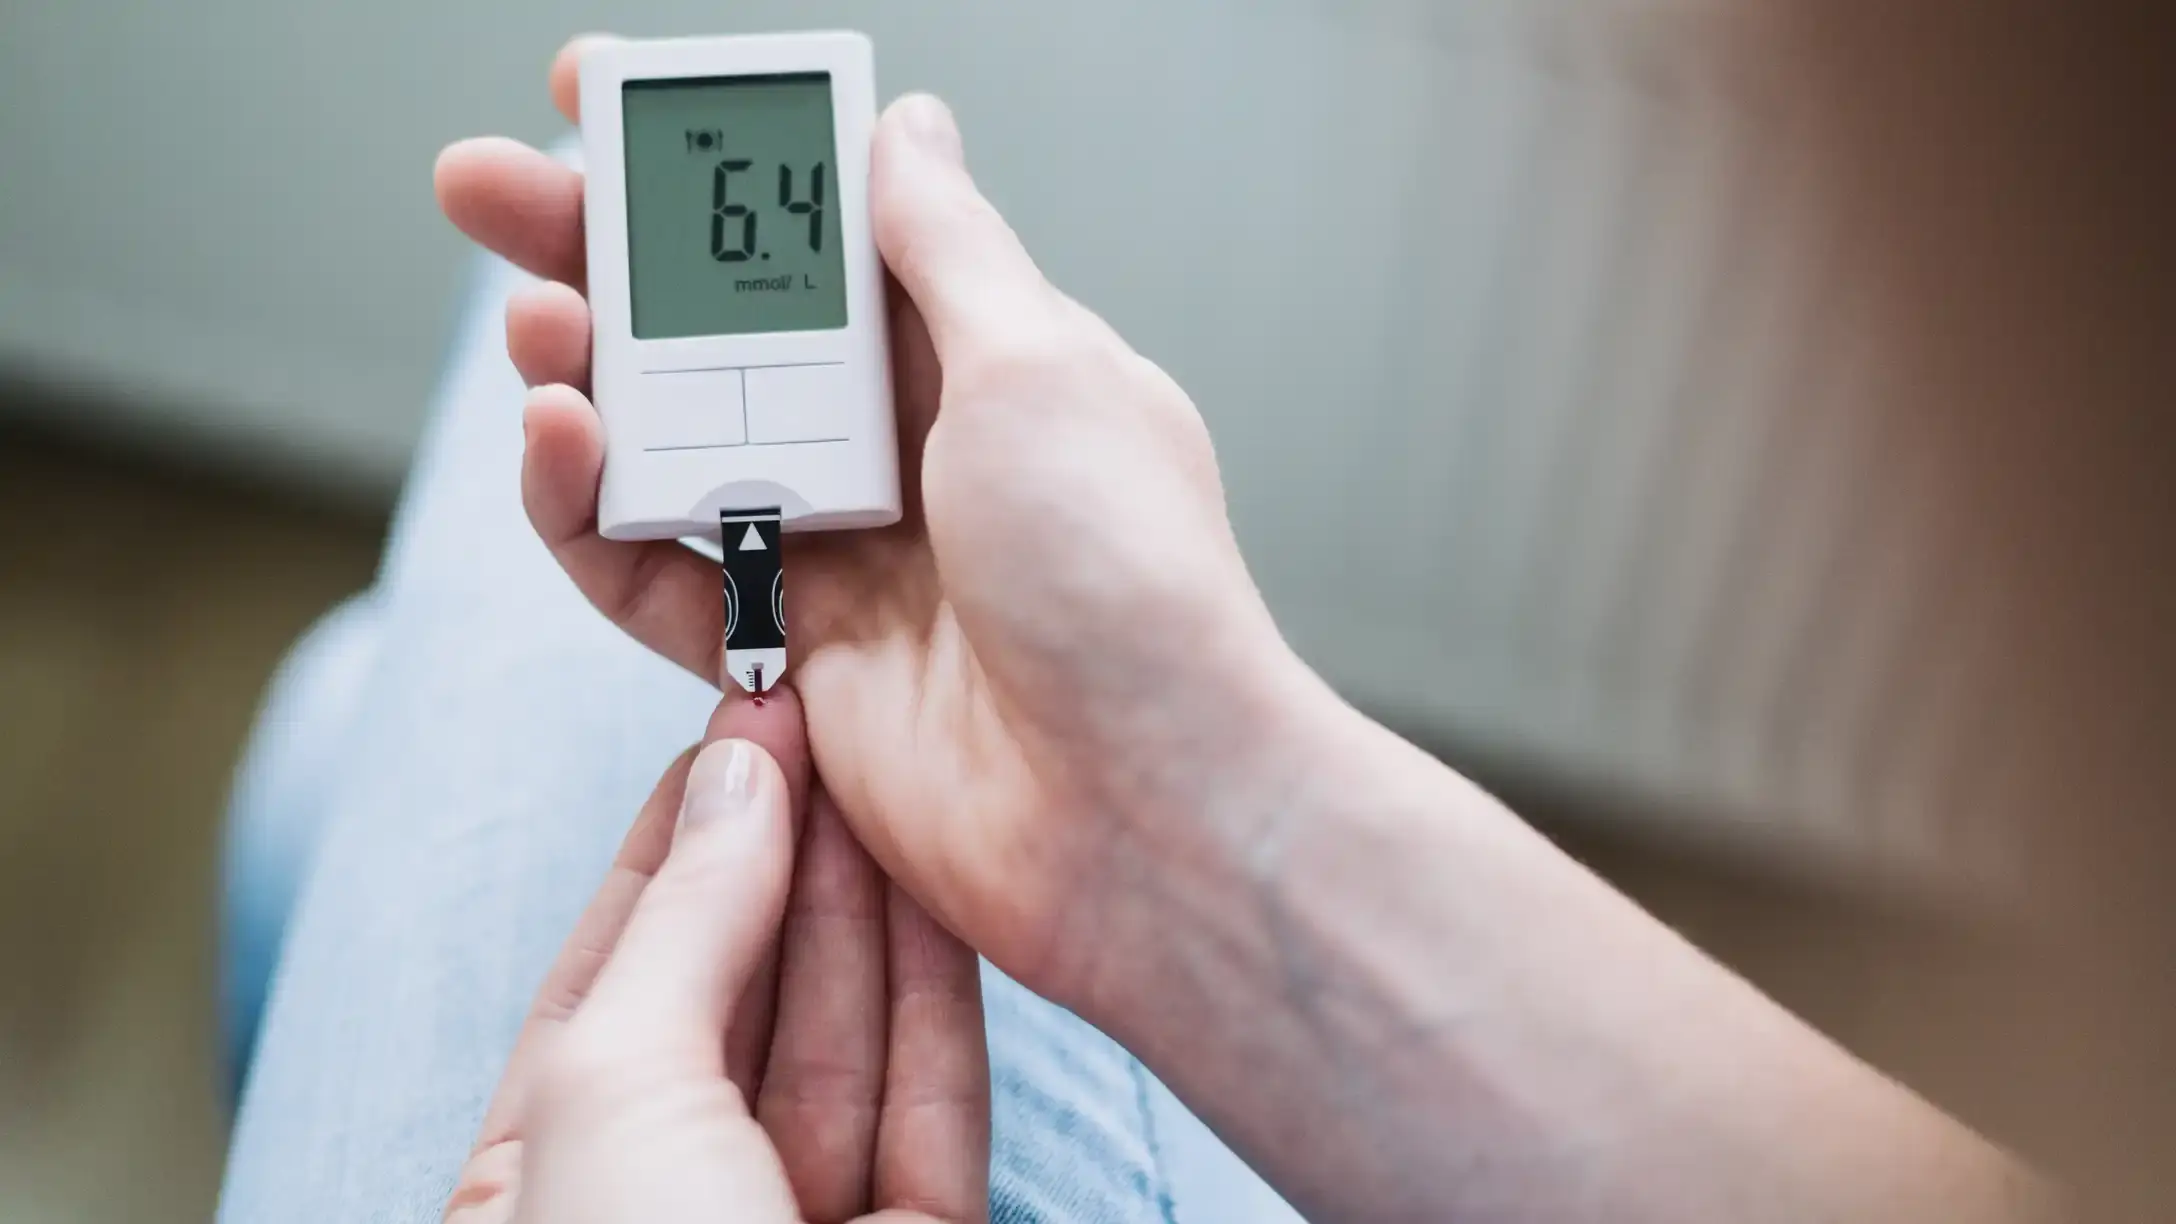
[2,0,2171,1219]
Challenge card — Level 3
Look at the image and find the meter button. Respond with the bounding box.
[638,369,747,450]
[746,363,851,445]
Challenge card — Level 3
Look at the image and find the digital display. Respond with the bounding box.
[622,73,848,339]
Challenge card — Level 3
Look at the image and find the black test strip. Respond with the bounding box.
[720,507,786,656]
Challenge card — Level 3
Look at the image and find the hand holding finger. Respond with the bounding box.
[518,738,805,1224]
[571,739,796,1061]
[453,691,809,1205]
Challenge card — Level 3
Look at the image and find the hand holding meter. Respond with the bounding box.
[441,49,1285,1004]
[580,32,901,691]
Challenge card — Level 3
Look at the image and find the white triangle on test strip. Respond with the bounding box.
[738,524,767,552]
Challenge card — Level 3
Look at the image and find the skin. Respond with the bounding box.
[433,37,2057,1223]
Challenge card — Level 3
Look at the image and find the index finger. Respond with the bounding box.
[434,137,586,288]
[432,35,614,288]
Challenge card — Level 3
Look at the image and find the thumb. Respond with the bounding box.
[575,739,795,1070]
[871,93,1055,364]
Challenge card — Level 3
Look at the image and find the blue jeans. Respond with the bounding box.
[214,254,1301,1224]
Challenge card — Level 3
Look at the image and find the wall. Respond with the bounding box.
[8,0,2167,917]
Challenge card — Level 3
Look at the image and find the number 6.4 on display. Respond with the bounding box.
[708,155,826,263]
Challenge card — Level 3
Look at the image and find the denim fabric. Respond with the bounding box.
[217,251,1299,1223]
[220,594,383,1093]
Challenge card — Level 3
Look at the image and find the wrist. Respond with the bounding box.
[1043,630,1403,1021]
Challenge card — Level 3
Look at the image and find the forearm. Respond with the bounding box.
[1074,666,2051,1224]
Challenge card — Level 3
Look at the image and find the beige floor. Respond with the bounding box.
[0,420,2060,1221]
[0,423,381,1223]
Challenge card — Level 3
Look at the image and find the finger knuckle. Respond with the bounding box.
[593,539,683,638]
[629,862,711,922]
[532,1020,628,1111]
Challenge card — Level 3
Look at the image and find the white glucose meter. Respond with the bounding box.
[579,32,900,540]
[578,32,901,690]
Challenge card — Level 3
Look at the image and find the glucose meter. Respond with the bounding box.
[579,32,901,691]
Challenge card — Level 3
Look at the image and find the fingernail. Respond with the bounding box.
[895,94,964,166]
[678,740,757,838]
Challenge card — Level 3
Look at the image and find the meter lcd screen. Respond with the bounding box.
[622,72,849,339]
